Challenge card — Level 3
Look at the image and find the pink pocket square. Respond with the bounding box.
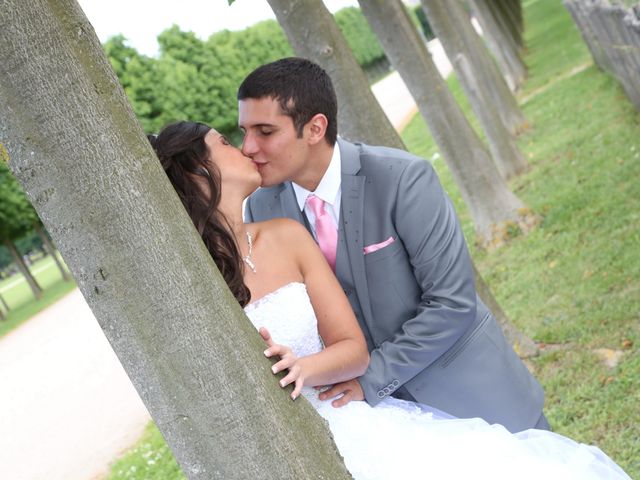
[363,236,395,254]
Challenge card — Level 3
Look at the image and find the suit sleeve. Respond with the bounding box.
[359,159,478,406]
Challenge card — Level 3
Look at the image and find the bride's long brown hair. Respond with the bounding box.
[149,121,251,306]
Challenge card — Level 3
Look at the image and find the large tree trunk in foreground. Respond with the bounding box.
[358,0,537,247]
[4,239,43,300]
[266,0,404,150]
[34,223,72,282]
[469,0,527,92]
[0,2,351,478]
[421,0,528,179]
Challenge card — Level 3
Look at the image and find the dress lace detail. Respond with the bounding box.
[244,282,630,480]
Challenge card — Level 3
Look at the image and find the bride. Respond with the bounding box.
[149,121,630,479]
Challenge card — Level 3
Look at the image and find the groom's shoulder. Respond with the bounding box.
[248,183,287,203]
[351,141,434,179]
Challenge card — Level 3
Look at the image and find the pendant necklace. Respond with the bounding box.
[243,231,257,274]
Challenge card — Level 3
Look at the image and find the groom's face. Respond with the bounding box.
[238,96,310,188]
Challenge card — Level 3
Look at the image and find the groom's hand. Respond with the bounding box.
[318,379,364,407]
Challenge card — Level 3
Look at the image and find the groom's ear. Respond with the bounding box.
[306,113,329,146]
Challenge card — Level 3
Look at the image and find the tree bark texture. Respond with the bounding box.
[0,1,352,478]
[4,239,43,300]
[358,0,536,244]
[491,0,525,51]
[564,0,640,111]
[469,0,527,92]
[266,0,404,150]
[34,223,72,282]
[423,0,528,139]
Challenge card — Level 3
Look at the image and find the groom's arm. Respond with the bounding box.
[358,158,477,407]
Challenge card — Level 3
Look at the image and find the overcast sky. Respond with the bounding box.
[77,0,365,56]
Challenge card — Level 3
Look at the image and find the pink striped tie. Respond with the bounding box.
[306,194,338,271]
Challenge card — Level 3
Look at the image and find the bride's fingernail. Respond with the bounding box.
[264,349,270,357]
[271,365,278,374]
[291,393,297,400]
[279,379,286,387]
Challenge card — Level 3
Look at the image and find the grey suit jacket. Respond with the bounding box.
[245,139,544,432]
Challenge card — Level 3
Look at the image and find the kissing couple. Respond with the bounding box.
[148,57,629,479]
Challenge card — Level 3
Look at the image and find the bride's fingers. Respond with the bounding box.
[259,327,274,347]
[271,354,297,374]
[278,364,301,389]
[291,377,304,400]
[263,343,290,359]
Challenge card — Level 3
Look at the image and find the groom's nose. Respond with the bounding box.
[241,132,258,157]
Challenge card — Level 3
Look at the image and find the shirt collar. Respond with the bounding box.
[292,142,342,211]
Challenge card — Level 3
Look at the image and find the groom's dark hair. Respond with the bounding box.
[238,57,338,145]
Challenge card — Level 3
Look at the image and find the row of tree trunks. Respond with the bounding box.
[1,1,353,478]
[421,0,528,180]
[4,239,43,300]
[564,0,640,111]
[266,0,404,150]
[357,0,535,246]
[34,223,73,282]
[268,0,537,355]
[469,0,527,92]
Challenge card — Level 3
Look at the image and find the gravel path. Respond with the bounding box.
[0,289,151,480]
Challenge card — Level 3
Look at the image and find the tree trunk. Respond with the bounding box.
[0,293,7,320]
[0,2,351,478]
[358,0,537,244]
[469,0,527,92]
[4,239,43,300]
[266,0,404,150]
[34,223,72,282]
[423,0,528,140]
[495,0,525,51]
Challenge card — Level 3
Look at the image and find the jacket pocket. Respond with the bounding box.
[438,312,491,368]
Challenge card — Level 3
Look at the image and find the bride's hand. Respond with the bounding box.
[259,327,305,400]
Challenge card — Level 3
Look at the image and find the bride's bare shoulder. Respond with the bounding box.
[252,218,311,241]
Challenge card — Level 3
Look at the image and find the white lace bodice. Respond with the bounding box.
[244,282,323,359]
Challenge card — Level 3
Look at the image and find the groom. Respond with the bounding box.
[239,57,547,433]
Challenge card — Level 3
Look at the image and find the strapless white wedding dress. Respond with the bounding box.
[244,282,629,480]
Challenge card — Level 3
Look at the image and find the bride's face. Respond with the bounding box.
[204,129,261,196]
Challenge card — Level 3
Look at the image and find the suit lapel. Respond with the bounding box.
[277,182,308,227]
[338,140,376,330]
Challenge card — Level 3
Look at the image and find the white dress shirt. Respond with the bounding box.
[292,143,342,240]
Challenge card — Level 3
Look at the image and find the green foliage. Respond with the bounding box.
[0,255,74,337]
[103,7,386,137]
[411,5,435,41]
[107,423,184,480]
[0,161,37,243]
[334,7,386,68]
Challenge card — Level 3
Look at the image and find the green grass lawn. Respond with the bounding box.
[0,254,76,338]
[105,1,639,478]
